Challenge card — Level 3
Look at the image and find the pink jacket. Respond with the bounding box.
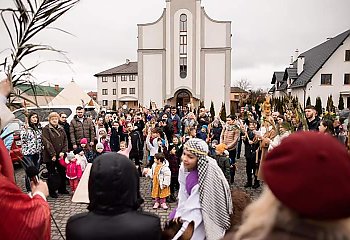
[59,158,82,180]
[102,139,111,152]
[117,139,132,158]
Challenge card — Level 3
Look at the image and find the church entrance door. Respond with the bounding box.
[176,91,191,108]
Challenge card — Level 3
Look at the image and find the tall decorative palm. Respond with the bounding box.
[0,0,79,107]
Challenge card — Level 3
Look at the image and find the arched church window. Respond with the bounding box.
[179,14,187,79]
[180,14,187,31]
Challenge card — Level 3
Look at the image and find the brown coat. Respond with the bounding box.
[42,124,68,163]
[69,117,95,146]
[220,125,240,151]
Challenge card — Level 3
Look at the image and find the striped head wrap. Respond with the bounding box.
[184,138,233,240]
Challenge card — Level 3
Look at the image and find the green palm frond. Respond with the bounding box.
[1,0,79,107]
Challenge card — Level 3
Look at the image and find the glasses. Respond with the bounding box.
[61,116,67,118]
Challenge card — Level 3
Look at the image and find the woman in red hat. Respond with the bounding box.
[225,131,350,240]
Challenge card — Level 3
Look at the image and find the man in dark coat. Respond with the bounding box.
[69,106,95,149]
[168,106,182,135]
[304,105,321,131]
[59,112,73,151]
[66,153,161,240]
[127,123,143,176]
[242,121,260,188]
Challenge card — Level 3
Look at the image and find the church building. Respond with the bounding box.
[138,0,231,111]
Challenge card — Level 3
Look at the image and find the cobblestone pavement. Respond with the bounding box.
[14,148,262,239]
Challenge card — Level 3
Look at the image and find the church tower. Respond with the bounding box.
[138,0,231,112]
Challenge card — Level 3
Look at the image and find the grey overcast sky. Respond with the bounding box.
[0,0,350,92]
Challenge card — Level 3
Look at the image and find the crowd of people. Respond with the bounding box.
[1,76,350,240]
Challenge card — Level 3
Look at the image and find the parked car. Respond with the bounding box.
[12,105,98,126]
[1,119,23,163]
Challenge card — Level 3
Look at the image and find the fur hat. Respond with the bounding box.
[80,138,88,145]
[65,151,75,163]
[263,131,350,220]
[215,143,227,154]
[96,143,104,150]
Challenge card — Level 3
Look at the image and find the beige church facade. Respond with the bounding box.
[138,0,231,112]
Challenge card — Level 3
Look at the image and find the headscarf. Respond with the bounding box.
[184,138,233,240]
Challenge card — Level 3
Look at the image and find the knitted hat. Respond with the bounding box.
[80,138,88,145]
[73,147,83,155]
[96,143,104,150]
[263,131,350,220]
[66,152,75,161]
[215,143,227,154]
[202,125,208,129]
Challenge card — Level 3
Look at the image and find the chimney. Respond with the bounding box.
[294,49,299,60]
[126,59,130,65]
[54,84,59,91]
[290,56,294,67]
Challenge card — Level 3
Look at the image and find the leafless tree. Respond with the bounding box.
[234,78,251,91]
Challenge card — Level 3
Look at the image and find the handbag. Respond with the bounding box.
[47,169,61,192]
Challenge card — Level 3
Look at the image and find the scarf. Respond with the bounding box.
[49,124,61,137]
[184,138,233,240]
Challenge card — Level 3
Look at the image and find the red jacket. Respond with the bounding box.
[59,158,83,179]
[0,139,50,240]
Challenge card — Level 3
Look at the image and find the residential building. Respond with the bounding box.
[138,0,231,112]
[270,29,350,109]
[230,87,248,113]
[94,60,138,109]
[13,84,63,107]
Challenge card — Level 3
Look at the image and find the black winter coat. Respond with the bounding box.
[307,116,321,131]
[66,152,161,240]
[243,130,259,159]
[59,121,72,150]
[110,126,124,152]
[129,130,143,160]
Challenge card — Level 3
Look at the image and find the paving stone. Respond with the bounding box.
[14,145,262,238]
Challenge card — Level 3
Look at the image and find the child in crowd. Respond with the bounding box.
[117,136,132,158]
[196,125,208,142]
[172,135,183,159]
[183,126,197,143]
[242,120,260,188]
[163,145,180,203]
[59,152,82,194]
[146,128,161,167]
[213,143,231,183]
[209,139,219,157]
[94,143,105,159]
[80,138,94,163]
[144,153,171,209]
[101,134,111,152]
[74,147,88,172]
[97,128,107,143]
